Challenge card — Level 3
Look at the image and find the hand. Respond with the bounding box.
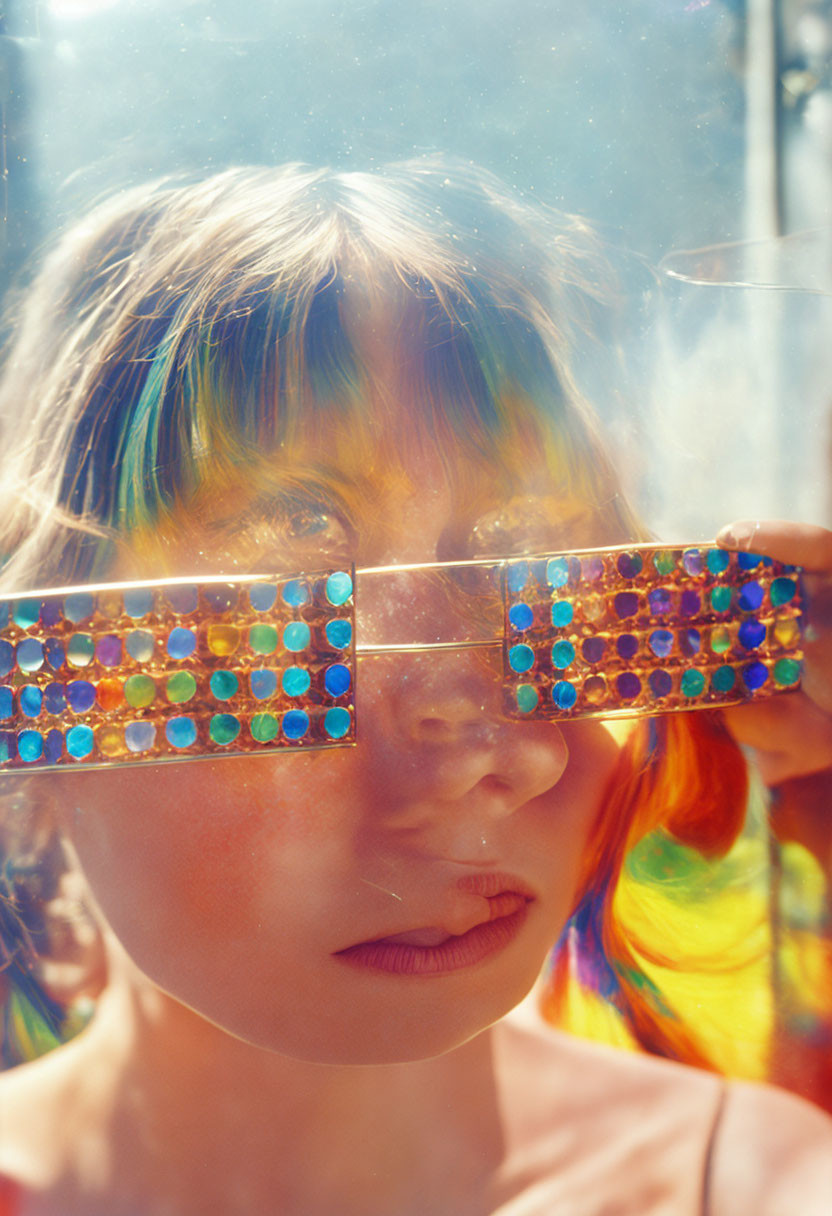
[716,519,832,786]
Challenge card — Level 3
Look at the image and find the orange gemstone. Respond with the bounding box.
[96,677,124,711]
[207,623,241,657]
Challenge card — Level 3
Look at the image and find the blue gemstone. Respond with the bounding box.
[680,628,701,657]
[282,580,309,608]
[706,549,731,575]
[64,592,94,624]
[67,681,96,713]
[324,663,352,697]
[546,557,570,589]
[325,619,352,650]
[742,661,769,691]
[552,680,577,710]
[738,581,764,612]
[647,588,672,616]
[551,639,576,669]
[125,721,156,753]
[509,602,534,631]
[682,549,704,576]
[19,686,42,718]
[648,628,673,658]
[0,640,14,677]
[44,638,65,670]
[44,684,67,714]
[284,621,312,652]
[18,730,43,763]
[508,644,535,674]
[44,729,63,764]
[551,600,574,628]
[326,572,353,606]
[582,636,606,664]
[166,716,197,749]
[13,599,40,630]
[649,669,672,698]
[616,634,638,660]
[165,585,198,615]
[507,562,529,594]
[167,627,197,660]
[738,619,766,650]
[66,724,94,759]
[282,666,311,697]
[282,710,310,740]
[250,669,278,699]
[16,639,44,673]
[249,583,278,612]
[737,552,763,570]
[0,687,12,719]
[324,706,352,739]
[126,630,155,663]
[123,588,154,618]
[613,592,639,619]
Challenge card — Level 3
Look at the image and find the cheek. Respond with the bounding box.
[64,752,359,964]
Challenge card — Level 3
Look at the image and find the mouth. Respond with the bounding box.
[334,880,534,977]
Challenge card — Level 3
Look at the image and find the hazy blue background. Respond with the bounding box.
[2,0,831,531]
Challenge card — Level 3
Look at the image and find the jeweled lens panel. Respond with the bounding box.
[0,570,355,770]
[503,545,803,721]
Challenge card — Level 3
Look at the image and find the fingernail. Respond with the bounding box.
[716,520,758,550]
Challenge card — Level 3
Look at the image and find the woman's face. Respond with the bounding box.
[61,402,622,1065]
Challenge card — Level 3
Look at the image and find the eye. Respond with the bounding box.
[468,496,600,558]
[281,509,353,565]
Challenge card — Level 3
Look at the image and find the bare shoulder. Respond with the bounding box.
[709,1080,832,1216]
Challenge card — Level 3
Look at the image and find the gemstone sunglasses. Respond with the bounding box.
[0,542,803,771]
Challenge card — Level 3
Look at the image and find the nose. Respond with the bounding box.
[359,649,570,818]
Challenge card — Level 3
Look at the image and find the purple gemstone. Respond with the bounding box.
[616,671,642,700]
[203,584,239,614]
[581,636,606,664]
[613,592,639,619]
[648,628,673,658]
[649,669,672,698]
[680,589,700,617]
[40,598,63,628]
[580,556,604,582]
[648,588,672,616]
[96,634,122,667]
[67,680,96,713]
[616,633,639,660]
[738,581,764,612]
[44,729,63,764]
[616,552,643,580]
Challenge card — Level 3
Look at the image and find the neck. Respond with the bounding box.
[86,939,505,1216]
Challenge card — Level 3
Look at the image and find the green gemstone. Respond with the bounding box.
[249,624,278,655]
[251,712,279,743]
[680,669,705,698]
[773,657,801,687]
[166,671,197,703]
[516,684,539,714]
[124,673,156,708]
[770,577,797,607]
[710,586,732,613]
[210,670,239,701]
[709,625,731,654]
[711,664,736,694]
[67,633,95,668]
[652,551,677,576]
[210,713,241,745]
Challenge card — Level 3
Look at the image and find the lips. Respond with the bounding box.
[334,874,534,976]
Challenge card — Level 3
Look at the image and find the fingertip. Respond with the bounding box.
[716,520,758,550]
